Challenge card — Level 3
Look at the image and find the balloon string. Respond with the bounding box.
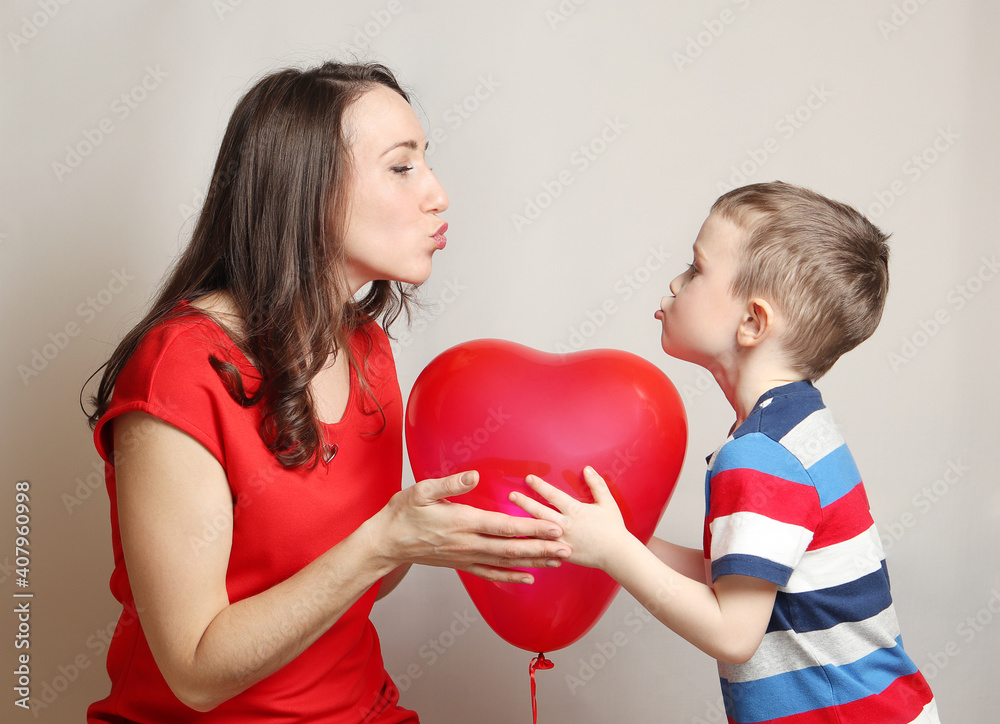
[529,652,554,724]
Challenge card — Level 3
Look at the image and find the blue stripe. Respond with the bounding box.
[753,382,824,440]
[767,562,893,634]
[809,444,862,507]
[713,554,793,586]
[733,381,823,440]
[711,434,812,486]
[722,636,919,723]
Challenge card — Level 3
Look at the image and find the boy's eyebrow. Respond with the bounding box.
[379,139,428,157]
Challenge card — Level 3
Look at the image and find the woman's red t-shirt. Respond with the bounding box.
[88,307,418,723]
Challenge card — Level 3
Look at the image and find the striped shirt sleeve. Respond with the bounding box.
[708,432,822,585]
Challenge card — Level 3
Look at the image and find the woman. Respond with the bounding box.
[84,61,568,722]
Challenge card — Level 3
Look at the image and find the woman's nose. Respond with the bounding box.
[425,170,449,213]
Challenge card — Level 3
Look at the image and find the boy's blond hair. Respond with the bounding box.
[712,181,890,379]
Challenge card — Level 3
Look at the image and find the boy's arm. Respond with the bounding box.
[607,534,777,663]
[647,537,708,584]
[512,468,777,664]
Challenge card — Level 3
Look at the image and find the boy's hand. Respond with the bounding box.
[509,467,632,572]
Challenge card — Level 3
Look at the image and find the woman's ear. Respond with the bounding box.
[736,298,776,348]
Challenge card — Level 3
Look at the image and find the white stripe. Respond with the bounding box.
[710,511,813,570]
[908,698,940,724]
[719,604,902,683]
[706,439,730,471]
[784,524,885,593]
[779,409,845,469]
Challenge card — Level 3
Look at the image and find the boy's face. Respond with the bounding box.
[656,213,748,369]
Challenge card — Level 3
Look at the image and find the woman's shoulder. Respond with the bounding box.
[120,302,247,400]
[134,306,233,365]
[96,304,245,464]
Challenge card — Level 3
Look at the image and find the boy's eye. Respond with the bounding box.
[687,263,699,275]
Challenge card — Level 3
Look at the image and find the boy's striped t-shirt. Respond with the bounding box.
[704,380,939,724]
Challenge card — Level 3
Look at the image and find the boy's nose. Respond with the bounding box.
[668,273,683,296]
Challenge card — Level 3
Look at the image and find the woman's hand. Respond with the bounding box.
[114,412,569,710]
[371,471,571,584]
[508,466,631,572]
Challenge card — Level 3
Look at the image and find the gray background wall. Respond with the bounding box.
[2,1,997,721]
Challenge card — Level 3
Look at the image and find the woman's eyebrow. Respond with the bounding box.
[379,139,428,157]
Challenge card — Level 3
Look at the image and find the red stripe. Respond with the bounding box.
[732,672,935,724]
[710,468,821,529]
[808,483,876,549]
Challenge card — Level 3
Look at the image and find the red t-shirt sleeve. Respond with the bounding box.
[94,315,247,469]
[88,314,414,723]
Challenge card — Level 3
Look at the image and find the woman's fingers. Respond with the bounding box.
[390,472,572,573]
[462,507,570,565]
[469,507,563,540]
[458,533,569,570]
[411,470,478,506]
[464,564,536,585]
[413,471,565,540]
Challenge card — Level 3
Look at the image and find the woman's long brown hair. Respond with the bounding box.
[83,61,413,468]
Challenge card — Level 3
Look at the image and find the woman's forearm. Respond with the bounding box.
[376,564,412,600]
[116,412,399,711]
[164,516,396,711]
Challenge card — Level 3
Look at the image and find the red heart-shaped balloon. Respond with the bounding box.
[405,339,687,653]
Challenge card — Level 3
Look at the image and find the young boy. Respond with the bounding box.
[511,182,940,723]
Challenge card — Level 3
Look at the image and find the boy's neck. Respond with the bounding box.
[712,354,806,430]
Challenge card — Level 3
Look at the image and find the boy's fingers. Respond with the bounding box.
[524,474,576,510]
[509,491,561,524]
[582,466,613,504]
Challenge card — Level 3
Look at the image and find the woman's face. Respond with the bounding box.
[341,84,450,293]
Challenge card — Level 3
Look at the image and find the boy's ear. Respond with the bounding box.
[737,298,776,348]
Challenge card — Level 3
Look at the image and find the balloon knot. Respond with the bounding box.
[530,652,554,672]
[529,653,554,723]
